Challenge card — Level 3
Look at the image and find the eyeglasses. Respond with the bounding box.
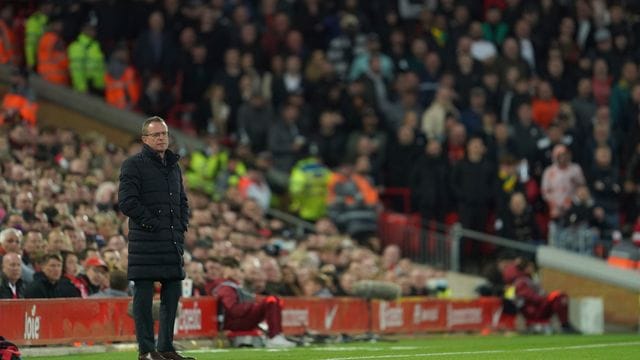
[143,131,169,139]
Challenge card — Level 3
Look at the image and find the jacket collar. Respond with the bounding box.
[142,144,179,167]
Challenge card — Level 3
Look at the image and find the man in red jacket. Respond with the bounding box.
[214,257,295,348]
[503,258,578,333]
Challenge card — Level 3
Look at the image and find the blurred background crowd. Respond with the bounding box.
[1,0,640,300]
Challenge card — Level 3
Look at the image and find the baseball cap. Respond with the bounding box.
[85,256,108,271]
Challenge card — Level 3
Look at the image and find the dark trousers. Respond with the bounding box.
[133,279,181,353]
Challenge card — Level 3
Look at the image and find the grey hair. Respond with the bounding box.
[141,116,166,135]
[0,228,23,246]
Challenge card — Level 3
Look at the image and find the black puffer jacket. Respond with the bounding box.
[24,272,81,298]
[118,145,189,281]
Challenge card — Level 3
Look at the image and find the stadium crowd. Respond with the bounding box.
[1,0,640,302]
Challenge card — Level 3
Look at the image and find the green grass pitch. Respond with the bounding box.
[30,334,640,360]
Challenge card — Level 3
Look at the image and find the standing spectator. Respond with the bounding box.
[180,43,213,105]
[118,117,193,360]
[24,253,81,299]
[0,253,24,299]
[268,102,305,172]
[237,91,273,154]
[385,125,421,188]
[541,144,586,220]
[421,86,458,141]
[132,10,177,84]
[104,46,140,110]
[272,55,305,109]
[589,146,621,230]
[138,75,174,119]
[0,6,17,65]
[326,14,368,80]
[482,6,508,47]
[610,61,638,135]
[410,139,449,223]
[571,78,598,136]
[531,81,560,130]
[37,14,68,86]
[591,58,612,107]
[68,21,105,94]
[194,84,230,136]
[451,136,496,266]
[214,48,243,126]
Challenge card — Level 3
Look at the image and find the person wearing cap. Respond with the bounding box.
[68,18,105,93]
[77,256,109,296]
[118,117,193,360]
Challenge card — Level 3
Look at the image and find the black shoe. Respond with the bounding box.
[139,352,167,360]
[561,324,581,334]
[160,351,196,360]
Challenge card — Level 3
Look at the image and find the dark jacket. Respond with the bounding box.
[24,272,81,299]
[0,274,25,299]
[118,144,189,281]
[410,153,449,220]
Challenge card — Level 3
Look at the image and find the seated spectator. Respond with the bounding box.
[214,257,295,348]
[185,261,206,297]
[90,269,129,298]
[77,256,109,296]
[62,250,87,297]
[0,253,24,299]
[301,273,333,298]
[25,253,81,298]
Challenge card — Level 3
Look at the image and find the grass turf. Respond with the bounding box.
[30,334,640,360]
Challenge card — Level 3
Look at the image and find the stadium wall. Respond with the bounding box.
[0,297,501,346]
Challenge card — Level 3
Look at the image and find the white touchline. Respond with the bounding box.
[322,341,640,360]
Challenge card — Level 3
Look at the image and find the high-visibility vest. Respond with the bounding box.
[25,12,47,68]
[105,67,140,109]
[0,19,16,64]
[37,31,69,85]
[68,33,105,92]
[0,93,38,126]
[289,157,330,221]
[327,172,379,206]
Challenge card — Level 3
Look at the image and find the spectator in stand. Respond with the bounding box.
[0,253,24,299]
[77,256,108,296]
[214,257,296,348]
[237,90,273,154]
[90,269,129,298]
[194,84,230,136]
[326,14,368,81]
[460,87,487,135]
[495,192,540,245]
[591,58,612,107]
[542,144,586,221]
[132,10,177,84]
[62,250,87,297]
[180,43,213,107]
[268,102,305,173]
[385,125,422,188]
[589,146,621,232]
[272,55,305,109]
[451,136,496,269]
[185,261,206,297]
[214,48,243,125]
[531,81,560,130]
[421,86,458,142]
[610,61,639,137]
[410,139,448,224]
[138,75,174,119]
[25,253,81,298]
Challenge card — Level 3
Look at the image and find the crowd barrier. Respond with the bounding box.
[0,296,501,346]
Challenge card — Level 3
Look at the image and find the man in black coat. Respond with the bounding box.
[118,117,194,360]
[24,253,80,299]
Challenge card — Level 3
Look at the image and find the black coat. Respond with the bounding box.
[24,272,81,299]
[410,154,450,221]
[0,274,25,299]
[118,145,189,281]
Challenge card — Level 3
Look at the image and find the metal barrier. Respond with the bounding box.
[377,212,539,272]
